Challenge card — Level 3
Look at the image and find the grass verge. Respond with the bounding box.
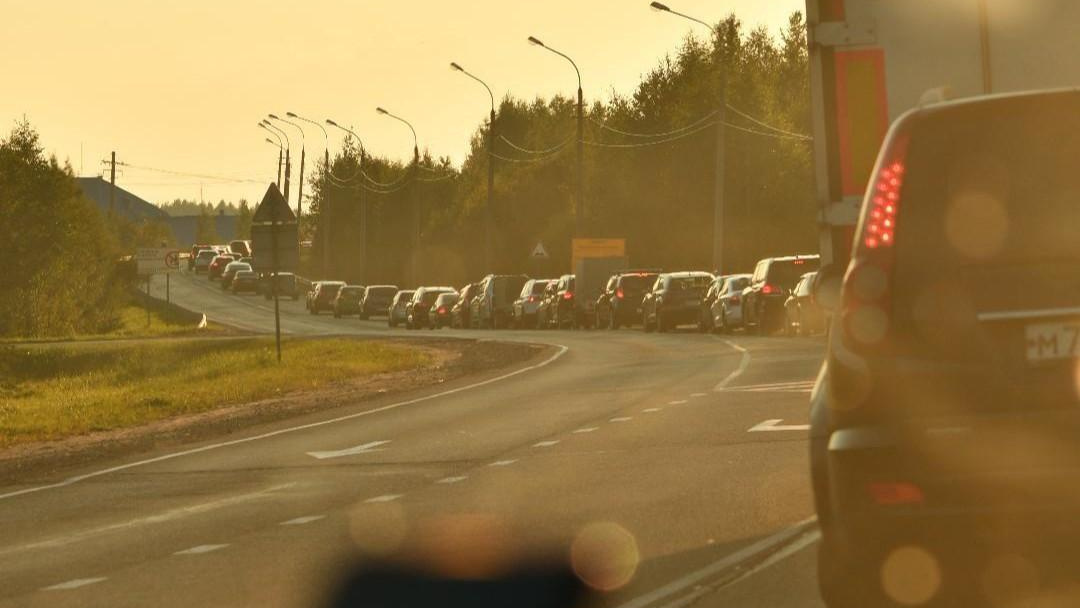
[0,338,431,447]
[0,304,231,344]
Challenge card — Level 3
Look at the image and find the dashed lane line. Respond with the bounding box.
[42,578,107,591]
[280,515,325,526]
[174,544,229,555]
[364,494,402,504]
[533,440,560,448]
[668,400,687,405]
[489,459,518,467]
[643,408,662,413]
[573,427,598,434]
[610,417,633,423]
[436,476,469,484]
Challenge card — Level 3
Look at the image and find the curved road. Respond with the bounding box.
[0,271,827,608]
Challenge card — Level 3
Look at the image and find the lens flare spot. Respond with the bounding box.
[880,545,942,606]
[944,192,1009,260]
[349,500,409,557]
[848,305,890,345]
[570,522,640,591]
[981,553,1040,607]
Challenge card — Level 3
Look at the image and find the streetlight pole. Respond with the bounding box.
[264,137,283,188]
[261,120,291,201]
[450,61,497,273]
[528,36,584,238]
[289,112,332,276]
[326,119,369,283]
[650,1,726,274]
[269,114,306,223]
[376,107,420,285]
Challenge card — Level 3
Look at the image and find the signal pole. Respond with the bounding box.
[109,151,116,217]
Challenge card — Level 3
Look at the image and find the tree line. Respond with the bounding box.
[305,13,813,286]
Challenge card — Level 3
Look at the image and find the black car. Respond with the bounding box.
[473,274,529,329]
[783,271,824,336]
[358,285,398,319]
[812,90,1080,607]
[308,281,346,315]
[429,292,459,329]
[641,272,713,333]
[550,274,580,329]
[332,285,366,318]
[451,283,479,329]
[535,280,560,330]
[230,270,259,294]
[741,254,820,335]
[595,271,660,330]
[406,286,456,330]
[512,279,553,329]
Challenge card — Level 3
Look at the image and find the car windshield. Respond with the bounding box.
[17,5,1080,608]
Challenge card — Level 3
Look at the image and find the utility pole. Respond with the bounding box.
[320,145,329,277]
[283,148,292,202]
[575,86,584,237]
[487,108,496,271]
[296,147,306,223]
[713,71,727,274]
[109,151,116,217]
[411,145,420,286]
[276,147,283,188]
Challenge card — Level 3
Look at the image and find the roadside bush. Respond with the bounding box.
[0,120,127,337]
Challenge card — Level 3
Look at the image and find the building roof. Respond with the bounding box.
[77,177,168,222]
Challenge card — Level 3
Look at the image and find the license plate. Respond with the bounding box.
[1025,321,1080,362]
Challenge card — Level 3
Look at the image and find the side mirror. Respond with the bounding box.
[813,264,844,312]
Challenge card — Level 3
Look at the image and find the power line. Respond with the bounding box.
[720,120,812,142]
[589,110,719,139]
[724,104,812,140]
[498,135,574,156]
[115,162,263,184]
[488,150,565,164]
[583,120,717,148]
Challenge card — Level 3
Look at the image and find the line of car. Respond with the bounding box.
[299,254,824,337]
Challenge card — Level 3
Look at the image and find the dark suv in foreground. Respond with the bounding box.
[742,254,819,335]
[595,271,660,329]
[813,90,1080,608]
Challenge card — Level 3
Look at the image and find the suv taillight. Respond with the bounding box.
[615,288,624,299]
[762,284,780,295]
[563,292,574,300]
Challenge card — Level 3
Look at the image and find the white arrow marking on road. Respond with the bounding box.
[748,419,810,432]
[43,578,107,591]
[307,440,390,460]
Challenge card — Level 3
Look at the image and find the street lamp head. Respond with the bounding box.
[650,1,671,11]
[286,111,298,118]
[450,61,463,72]
[376,107,389,115]
[527,36,545,47]
[268,113,280,120]
[325,119,338,127]
[265,138,276,145]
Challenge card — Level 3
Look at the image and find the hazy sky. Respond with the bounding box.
[2,0,803,207]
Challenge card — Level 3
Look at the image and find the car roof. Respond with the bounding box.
[662,271,713,278]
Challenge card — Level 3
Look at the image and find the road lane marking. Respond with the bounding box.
[714,340,750,392]
[174,544,228,555]
[614,516,817,608]
[748,419,811,432]
[280,515,325,526]
[436,476,468,484]
[43,578,107,591]
[610,417,633,423]
[0,483,295,558]
[489,459,517,467]
[365,494,402,503]
[643,408,662,413]
[533,440,560,448]
[722,380,814,394]
[690,393,708,398]
[667,400,687,405]
[0,344,569,502]
[573,427,598,434]
[307,440,391,460]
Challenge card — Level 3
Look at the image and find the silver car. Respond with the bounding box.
[387,290,415,328]
[710,274,752,332]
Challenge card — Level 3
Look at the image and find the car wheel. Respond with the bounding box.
[643,311,654,333]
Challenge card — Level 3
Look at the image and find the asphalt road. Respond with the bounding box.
[0,271,828,608]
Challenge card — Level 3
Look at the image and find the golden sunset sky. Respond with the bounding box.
[2,0,803,207]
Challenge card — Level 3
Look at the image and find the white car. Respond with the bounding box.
[709,273,752,332]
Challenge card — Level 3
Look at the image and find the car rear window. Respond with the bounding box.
[370,287,396,298]
[340,287,363,296]
[618,275,656,291]
[765,260,818,289]
[670,275,711,290]
[894,93,1080,301]
[529,281,549,295]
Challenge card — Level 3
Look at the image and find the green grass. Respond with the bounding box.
[0,305,229,344]
[0,338,431,447]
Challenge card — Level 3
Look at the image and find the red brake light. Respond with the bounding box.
[731,295,740,304]
[868,482,924,506]
[762,284,779,295]
[437,306,447,314]
[793,259,805,265]
[562,292,573,300]
[861,134,909,251]
[528,295,537,303]
[615,288,624,299]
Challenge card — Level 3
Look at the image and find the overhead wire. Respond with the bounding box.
[497,135,574,156]
[724,103,812,140]
[589,110,719,139]
[115,162,263,184]
[583,120,717,148]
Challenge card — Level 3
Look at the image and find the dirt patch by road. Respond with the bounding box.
[0,337,546,483]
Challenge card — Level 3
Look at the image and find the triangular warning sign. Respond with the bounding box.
[531,241,549,259]
[252,183,295,224]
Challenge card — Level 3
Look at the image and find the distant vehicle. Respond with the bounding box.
[238,257,252,266]
[189,245,214,270]
[641,271,714,333]
[358,285,398,319]
[783,271,823,336]
[810,90,1080,608]
[595,270,660,330]
[741,255,820,335]
[708,273,751,333]
[473,274,529,329]
[207,255,235,280]
[512,279,553,329]
[535,280,560,330]
[332,285,366,318]
[220,261,251,290]
[407,287,457,330]
[230,270,259,294]
[451,283,479,329]
[387,290,415,328]
[550,274,580,329]
[430,292,459,329]
[228,239,251,257]
[698,277,724,333]
[308,281,345,315]
[193,249,217,273]
[261,272,299,300]
[573,257,628,329]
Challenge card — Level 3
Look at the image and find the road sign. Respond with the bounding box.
[571,238,625,271]
[251,184,299,274]
[136,247,178,275]
[531,241,549,259]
